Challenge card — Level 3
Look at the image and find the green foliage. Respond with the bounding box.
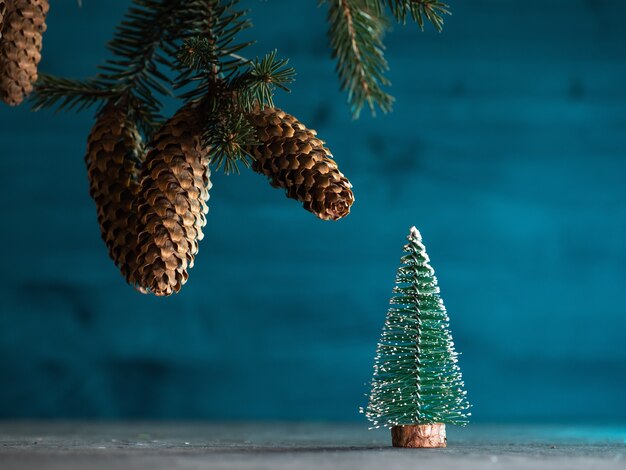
[364,227,470,428]
[32,0,294,174]
[193,49,295,173]
[174,1,294,174]
[244,50,295,110]
[325,0,392,118]
[177,37,217,72]
[384,0,450,31]
[32,0,452,158]
[203,112,257,174]
[177,16,295,172]
[171,1,292,174]
[323,0,450,118]
[33,0,193,136]
[174,0,253,87]
[31,75,114,112]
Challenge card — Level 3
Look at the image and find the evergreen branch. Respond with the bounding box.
[188,48,295,173]
[174,0,253,92]
[94,0,190,131]
[31,74,115,112]
[178,37,218,72]
[325,0,393,118]
[32,0,195,135]
[204,112,257,174]
[102,0,181,89]
[236,50,296,112]
[384,0,450,31]
[173,1,294,174]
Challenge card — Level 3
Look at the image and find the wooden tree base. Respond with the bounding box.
[391,424,447,448]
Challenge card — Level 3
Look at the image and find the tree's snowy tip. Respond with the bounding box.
[408,226,422,241]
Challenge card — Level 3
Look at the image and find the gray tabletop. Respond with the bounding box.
[0,422,624,469]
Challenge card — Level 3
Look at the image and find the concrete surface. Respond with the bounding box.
[0,423,624,469]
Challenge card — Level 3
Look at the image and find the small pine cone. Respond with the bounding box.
[85,101,146,289]
[247,107,354,221]
[0,0,49,106]
[136,104,211,296]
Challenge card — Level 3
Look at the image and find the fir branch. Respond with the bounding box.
[31,74,115,112]
[185,48,294,173]
[32,0,193,136]
[93,0,190,132]
[178,37,218,72]
[384,0,450,31]
[236,50,296,112]
[203,111,257,174]
[172,0,258,174]
[187,48,294,174]
[178,43,295,111]
[173,0,295,174]
[325,0,393,118]
[174,0,253,93]
[102,0,181,86]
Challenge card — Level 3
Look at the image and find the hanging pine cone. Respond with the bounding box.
[0,0,48,105]
[136,103,211,297]
[247,107,354,221]
[85,100,146,289]
[0,2,6,37]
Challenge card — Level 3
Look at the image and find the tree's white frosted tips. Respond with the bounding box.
[408,226,422,242]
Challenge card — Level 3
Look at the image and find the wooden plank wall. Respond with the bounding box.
[0,0,624,421]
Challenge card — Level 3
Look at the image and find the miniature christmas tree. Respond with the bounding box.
[364,226,470,448]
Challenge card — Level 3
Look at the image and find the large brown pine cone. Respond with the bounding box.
[0,0,49,106]
[136,103,211,296]
[85,100,146,289]
[247,107,354,221]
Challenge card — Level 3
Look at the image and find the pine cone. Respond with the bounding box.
[0,1,7,37]
[85,100,146,289]
[136,104,211,296]
[247,107,354,221]
[0,0,49,106]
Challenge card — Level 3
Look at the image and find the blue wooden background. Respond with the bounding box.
[0,0,625,422]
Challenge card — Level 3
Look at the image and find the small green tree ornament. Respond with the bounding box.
[365,226,470,448]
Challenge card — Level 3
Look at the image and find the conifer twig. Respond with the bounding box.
[32,0,193,136]
[325,0,392,118]
[383,0,450,31]
[31,0,451,129]
[31,75,115,112]
[174,1,295,174]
